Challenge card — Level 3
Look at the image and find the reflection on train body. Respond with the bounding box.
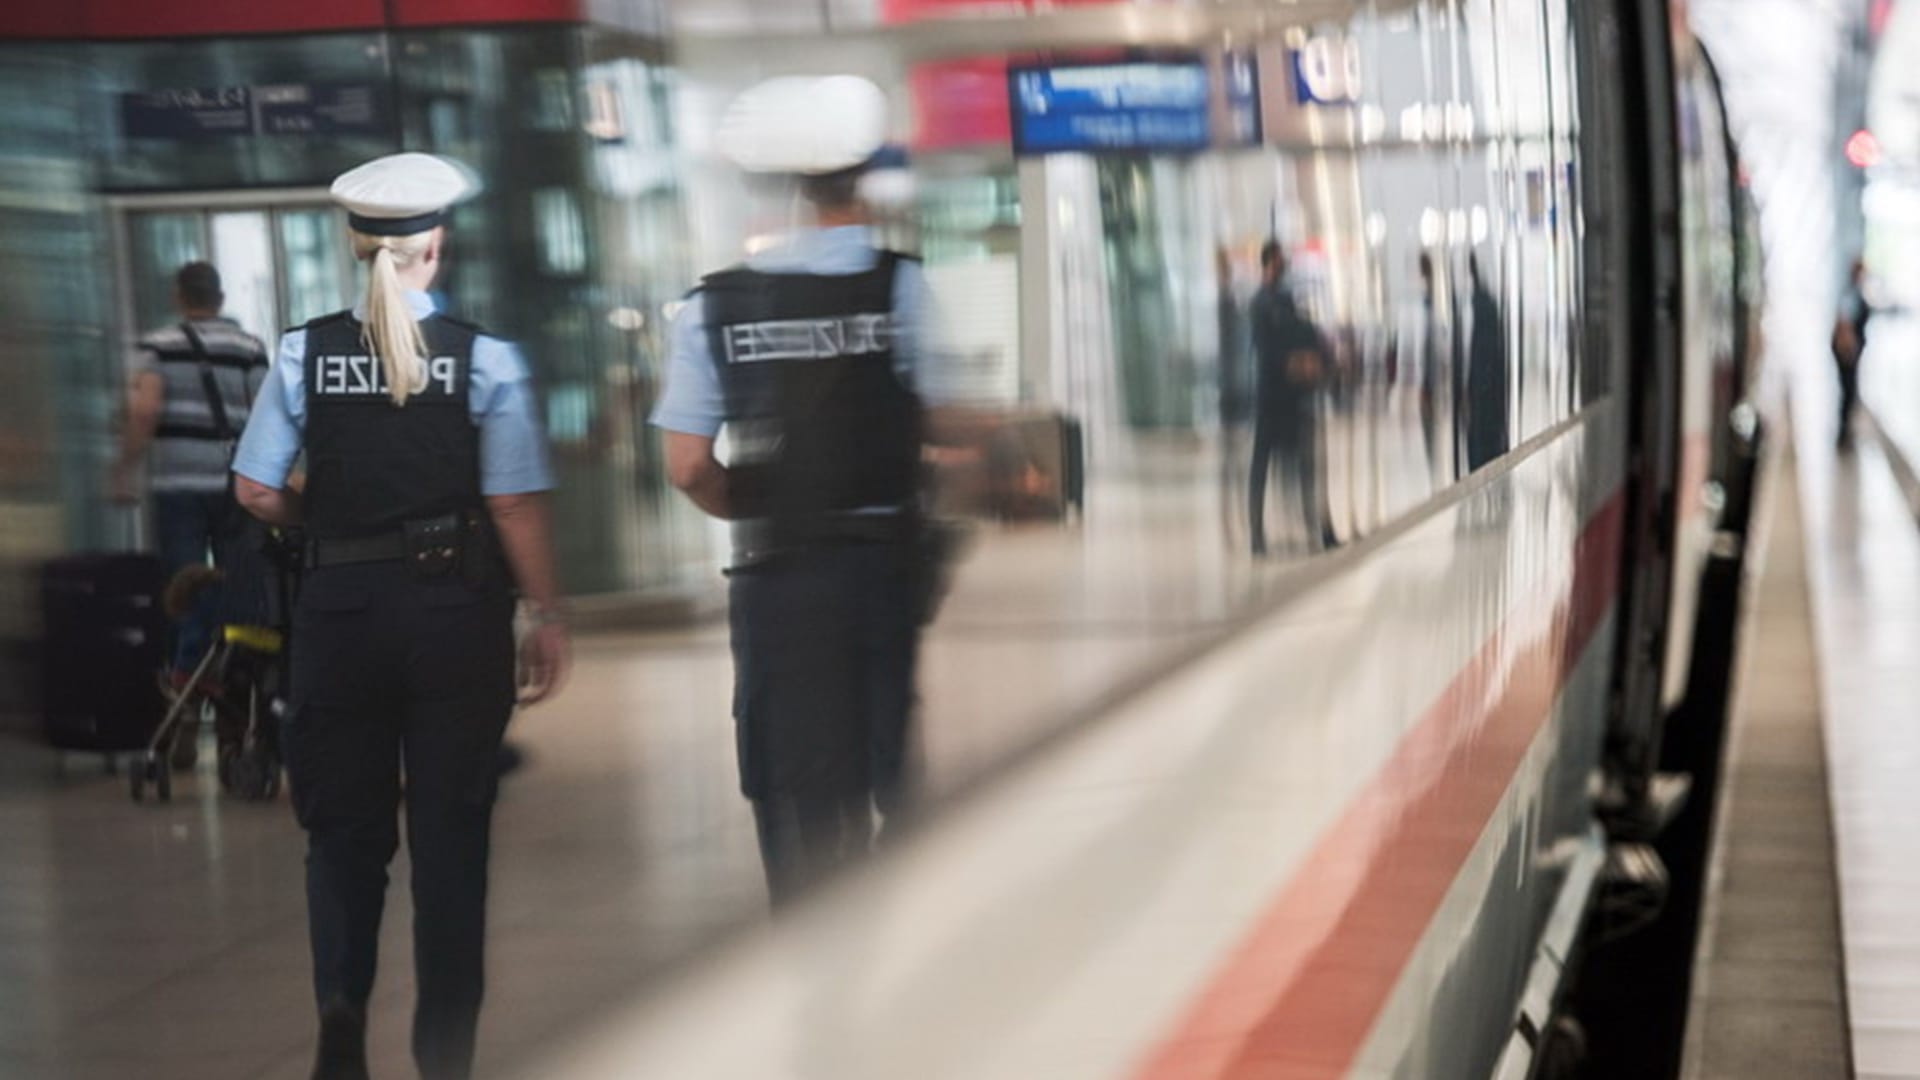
[673,3,1594,605]
[533,0,1752,1074]
[661,0,1612,872]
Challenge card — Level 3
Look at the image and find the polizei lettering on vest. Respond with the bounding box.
[314,355,459,397]
[722,313,894,364]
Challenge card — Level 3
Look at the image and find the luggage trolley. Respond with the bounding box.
[132,526,303,804]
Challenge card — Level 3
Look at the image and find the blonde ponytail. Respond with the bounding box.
[351,231,432,406]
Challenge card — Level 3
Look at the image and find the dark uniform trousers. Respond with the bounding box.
[729,540,921,906]
[283,560,515,1080]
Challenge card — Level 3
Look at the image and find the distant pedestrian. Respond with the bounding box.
[1465,256,1510,471]
[1833,258,1871,449]
[109,262,268,723]
[1248,241,1335,557]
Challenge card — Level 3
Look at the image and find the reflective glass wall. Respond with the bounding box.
[663,0,1598,787]
[0,25,705,601]
[0,48,114,728]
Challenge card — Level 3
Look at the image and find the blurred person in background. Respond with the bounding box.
[110,261,268,758]
[653,75,953,907]
[1217,245,1256,540]
[1465,255,1511,472]
[230,152,570,1080]
[1833,257,1872,449]
[1249,241,1336,557]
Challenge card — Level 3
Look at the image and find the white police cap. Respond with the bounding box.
[717,76,889,176]
[331,152,480,237]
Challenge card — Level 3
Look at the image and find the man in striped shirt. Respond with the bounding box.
[110,262,270,687]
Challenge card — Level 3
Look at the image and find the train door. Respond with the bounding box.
[111,191,356,351]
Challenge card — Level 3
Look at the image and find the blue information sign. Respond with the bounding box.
[1009,61,1212,155]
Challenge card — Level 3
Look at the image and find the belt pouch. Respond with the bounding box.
[403,514,463,579]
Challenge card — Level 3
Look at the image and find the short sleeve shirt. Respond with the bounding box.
[232,291,555,496]
[649,226,945,438]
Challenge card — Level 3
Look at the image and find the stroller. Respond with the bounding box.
[131,523,304,804]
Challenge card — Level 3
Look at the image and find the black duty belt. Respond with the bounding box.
[307,532,408,568]
[732,509,919,568]
[307,512,473,570]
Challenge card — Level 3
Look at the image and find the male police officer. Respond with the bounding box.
[652,76,947,906]
[233,153,567,1080]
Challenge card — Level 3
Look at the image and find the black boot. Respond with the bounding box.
[311,1001,370,1080]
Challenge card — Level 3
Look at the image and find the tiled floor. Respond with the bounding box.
[1682,436,1850,1080]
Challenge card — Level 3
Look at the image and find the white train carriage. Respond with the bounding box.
[535,0,1758,1076]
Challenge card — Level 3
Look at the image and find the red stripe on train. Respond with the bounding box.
[1133,490,1625,1080]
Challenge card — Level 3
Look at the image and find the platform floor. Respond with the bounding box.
[0,421,1442,1080]
[8,379,1916,1079]
[1810,324,1920,1078]
[1682,434,1851,1080]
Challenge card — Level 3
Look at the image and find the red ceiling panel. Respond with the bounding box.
[80,0,389,38]
[389,0,580,26]
[0,7,87,38]
[0,0,586,40]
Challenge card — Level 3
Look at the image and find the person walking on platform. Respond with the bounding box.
[1248,241,1336,557]
[230,152,570,1080]
[1464,255,1511,472]
[1833,257,1872,450]
[110,262,269,712]
[653,76,949,907]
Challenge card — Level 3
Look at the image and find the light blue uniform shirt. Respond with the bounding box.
[232,290,554,495]
[649,225,941,437]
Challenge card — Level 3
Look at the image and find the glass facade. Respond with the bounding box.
[0,48,114,723]
[0,25,707,601]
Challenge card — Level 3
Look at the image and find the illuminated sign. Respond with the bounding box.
[1009,60,1212,154]
[1290,35,1362,106]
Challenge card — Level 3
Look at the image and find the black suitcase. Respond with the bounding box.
[41,553,168,753]
[1058,414,1085,514]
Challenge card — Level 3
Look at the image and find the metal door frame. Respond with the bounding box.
[106,187,345,364]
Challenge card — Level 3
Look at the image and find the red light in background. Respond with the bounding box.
[1847,129,1883,169]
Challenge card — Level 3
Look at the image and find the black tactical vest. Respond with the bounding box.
[301,311,481,541]
[701,252,923,550]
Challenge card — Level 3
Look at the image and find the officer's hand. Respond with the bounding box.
[517,622,571,706]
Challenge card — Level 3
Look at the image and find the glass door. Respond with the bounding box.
[116,193,353,348]
[126,212,206,333]
[278,207,353,326]
[209,211,277,347]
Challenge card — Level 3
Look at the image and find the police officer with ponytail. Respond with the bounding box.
[231,153,569,1080]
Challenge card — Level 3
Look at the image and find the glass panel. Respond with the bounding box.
[0,47,117,571]
[126,212,204,334]
[278,207,352,328]
[209,210,277,342]
[532,187,588,276]
[97,34,393,191]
